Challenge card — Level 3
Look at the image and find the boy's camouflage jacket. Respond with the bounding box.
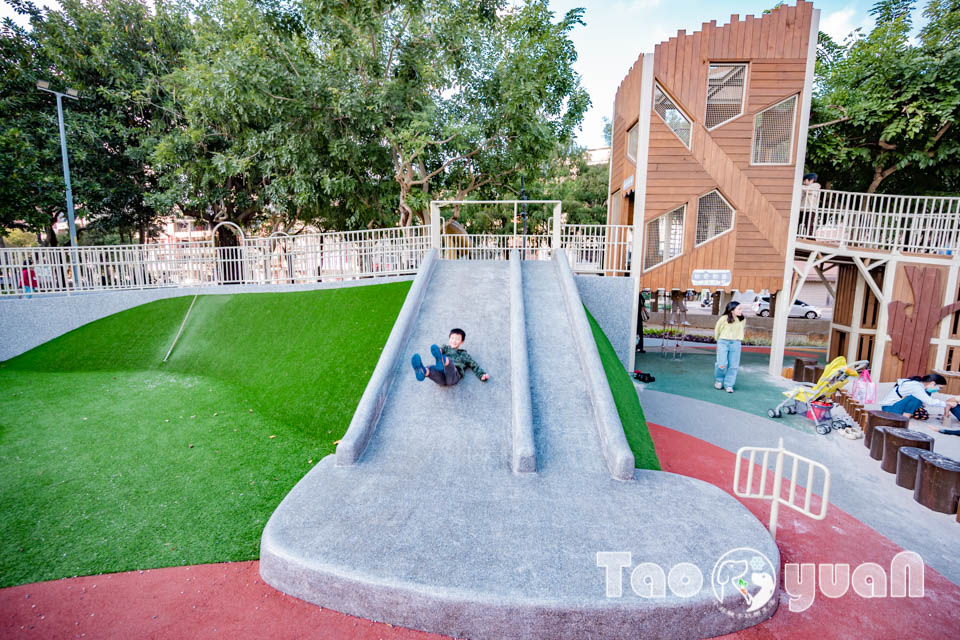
[440,345,487,379]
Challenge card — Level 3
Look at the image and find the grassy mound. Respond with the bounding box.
[0,283,411,587]
[585,308,660,471]
[0,283,658,588]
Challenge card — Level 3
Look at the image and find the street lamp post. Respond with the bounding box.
[37,80,80,289]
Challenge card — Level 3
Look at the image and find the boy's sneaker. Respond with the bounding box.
[411,354,427,381]
[725,387,734,393]
[430,344,445,370]
[714,382,723,390]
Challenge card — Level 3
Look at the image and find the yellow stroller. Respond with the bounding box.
[768,356,869,434]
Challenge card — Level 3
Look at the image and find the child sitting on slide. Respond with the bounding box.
[411,328,490,386]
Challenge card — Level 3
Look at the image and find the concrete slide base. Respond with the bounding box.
[260,461,779,639]
[261,259,778,639]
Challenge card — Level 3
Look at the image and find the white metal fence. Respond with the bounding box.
[798,188,960,255]
[1,216,636,298]
[733,437,831,538]
[1,226,431,298]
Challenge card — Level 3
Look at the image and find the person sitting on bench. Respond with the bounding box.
[411,328,490,386]
[879,373,960,434]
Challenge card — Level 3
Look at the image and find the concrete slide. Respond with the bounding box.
[261,250,779,639]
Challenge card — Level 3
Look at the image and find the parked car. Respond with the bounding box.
[753,295,821,319]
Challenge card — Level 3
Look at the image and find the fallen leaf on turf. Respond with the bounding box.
[333,439,342,445]
[213,412,218,416]
[188,444,193,448]
[82,418,87,421]
[308,460,312,463]
[269,435,276,439]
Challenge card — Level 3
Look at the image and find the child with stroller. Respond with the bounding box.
[879,373,960,435]
[411,328,490,387]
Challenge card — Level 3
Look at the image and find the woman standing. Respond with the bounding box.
[714,301,746,393]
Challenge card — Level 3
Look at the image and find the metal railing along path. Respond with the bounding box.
[0,226,431,298]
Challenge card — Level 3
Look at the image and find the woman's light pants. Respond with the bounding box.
[715,339,742,388]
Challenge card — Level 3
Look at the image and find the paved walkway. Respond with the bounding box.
[639,384,960,586]
[3,422,957,639]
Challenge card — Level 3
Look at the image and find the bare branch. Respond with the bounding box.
[385,14,412,79]
[276,39,301,78]
[809,116,851,130]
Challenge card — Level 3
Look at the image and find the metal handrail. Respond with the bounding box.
[797,187,960,254]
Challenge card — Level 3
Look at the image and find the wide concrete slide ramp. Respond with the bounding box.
[261,251,779,639]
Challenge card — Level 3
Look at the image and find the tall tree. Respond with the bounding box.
[806,0,960,194]
[0,0,192,244]
[308,0,589,226]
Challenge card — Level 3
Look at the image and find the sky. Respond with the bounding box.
[2,1,929,148]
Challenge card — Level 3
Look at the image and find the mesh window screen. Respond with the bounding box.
[644,205,685,270]
[696,190,734,245]
[627,123,639,161]
[752,95,797,164]
[653,85,692,148]
[705,64,747,128]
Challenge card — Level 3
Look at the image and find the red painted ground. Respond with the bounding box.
[2,423,957,639]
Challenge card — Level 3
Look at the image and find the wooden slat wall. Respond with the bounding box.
[832,264,856,327]
[609,55,646,226]
[950,274,960,339]
[610,1,814,293]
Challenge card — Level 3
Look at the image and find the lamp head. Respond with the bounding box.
[66,88,79,97]
[36,80,50,90]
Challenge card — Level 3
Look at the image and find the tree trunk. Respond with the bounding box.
[138,219,146,244]
[47,223,59,247]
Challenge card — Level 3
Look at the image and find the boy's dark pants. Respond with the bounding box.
[427,358,461,386]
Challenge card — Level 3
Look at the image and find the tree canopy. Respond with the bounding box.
[1,0,589,242]
[807,0,960,194]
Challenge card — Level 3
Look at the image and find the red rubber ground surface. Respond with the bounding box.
[2,423,957,639]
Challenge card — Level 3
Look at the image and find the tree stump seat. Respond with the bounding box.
[869,426,887,460]
[802,365,818,384]
[896,447,925,490]
[881,429,933,473]
[793,358,816,382]
[914,452,960,514]
[865,410,910,449]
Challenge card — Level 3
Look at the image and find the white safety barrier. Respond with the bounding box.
[796,187,960,254]
[3,216,637,299]
[733,437,831,538]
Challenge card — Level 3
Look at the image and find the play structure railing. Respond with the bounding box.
[797,188,960,255]
[1,221,636,298]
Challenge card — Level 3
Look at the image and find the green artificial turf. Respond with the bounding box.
[0,283,411,587]
[585,308,661,471]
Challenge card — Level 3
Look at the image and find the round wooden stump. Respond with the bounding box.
[914,451,960,514]
[897,447,925,490]
[793,358,816,382]
[881,429,933,473]
[865,410,910,450]
[802,365,817,384]
[869,426,886,460]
